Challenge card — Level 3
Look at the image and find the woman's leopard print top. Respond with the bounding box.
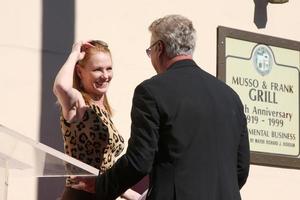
[60,103,125,187]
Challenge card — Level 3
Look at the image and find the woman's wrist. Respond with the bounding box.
[68,52,81,63]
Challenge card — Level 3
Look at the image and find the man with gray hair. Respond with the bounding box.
[96,14,250,200]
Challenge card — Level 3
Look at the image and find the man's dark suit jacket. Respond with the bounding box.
[96,59,250,200]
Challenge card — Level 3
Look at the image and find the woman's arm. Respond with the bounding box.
[53,41,88,122]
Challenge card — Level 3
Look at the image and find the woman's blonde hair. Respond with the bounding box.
[74,40,113,116]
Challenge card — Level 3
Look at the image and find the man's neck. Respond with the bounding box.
[165,55,193,70]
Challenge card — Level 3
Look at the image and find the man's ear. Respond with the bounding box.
[157,41,164,56]
[158,41,164,51]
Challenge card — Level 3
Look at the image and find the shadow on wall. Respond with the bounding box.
[38,0,74,199]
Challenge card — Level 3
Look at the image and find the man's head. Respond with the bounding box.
[148,14,196,58]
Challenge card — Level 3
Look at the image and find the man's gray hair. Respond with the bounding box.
[148,14,196,58]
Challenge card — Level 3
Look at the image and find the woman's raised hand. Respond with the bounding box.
[71,41,95,61]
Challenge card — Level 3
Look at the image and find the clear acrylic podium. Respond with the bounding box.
[0,124,99,200]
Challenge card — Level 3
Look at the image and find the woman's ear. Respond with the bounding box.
[75,64,82,79]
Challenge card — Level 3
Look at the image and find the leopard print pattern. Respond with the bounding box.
[60,103,125,187]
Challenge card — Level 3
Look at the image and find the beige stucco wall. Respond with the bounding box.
[0,0,299,199]
[0,1,41,199]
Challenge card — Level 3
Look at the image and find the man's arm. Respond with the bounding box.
[236,98,250,189]
[96,83,160,200]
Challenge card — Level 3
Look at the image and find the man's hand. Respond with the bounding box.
[120,189,141,200]
[70,176,96,193]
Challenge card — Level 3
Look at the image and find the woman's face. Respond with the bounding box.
[77,52,113,98]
